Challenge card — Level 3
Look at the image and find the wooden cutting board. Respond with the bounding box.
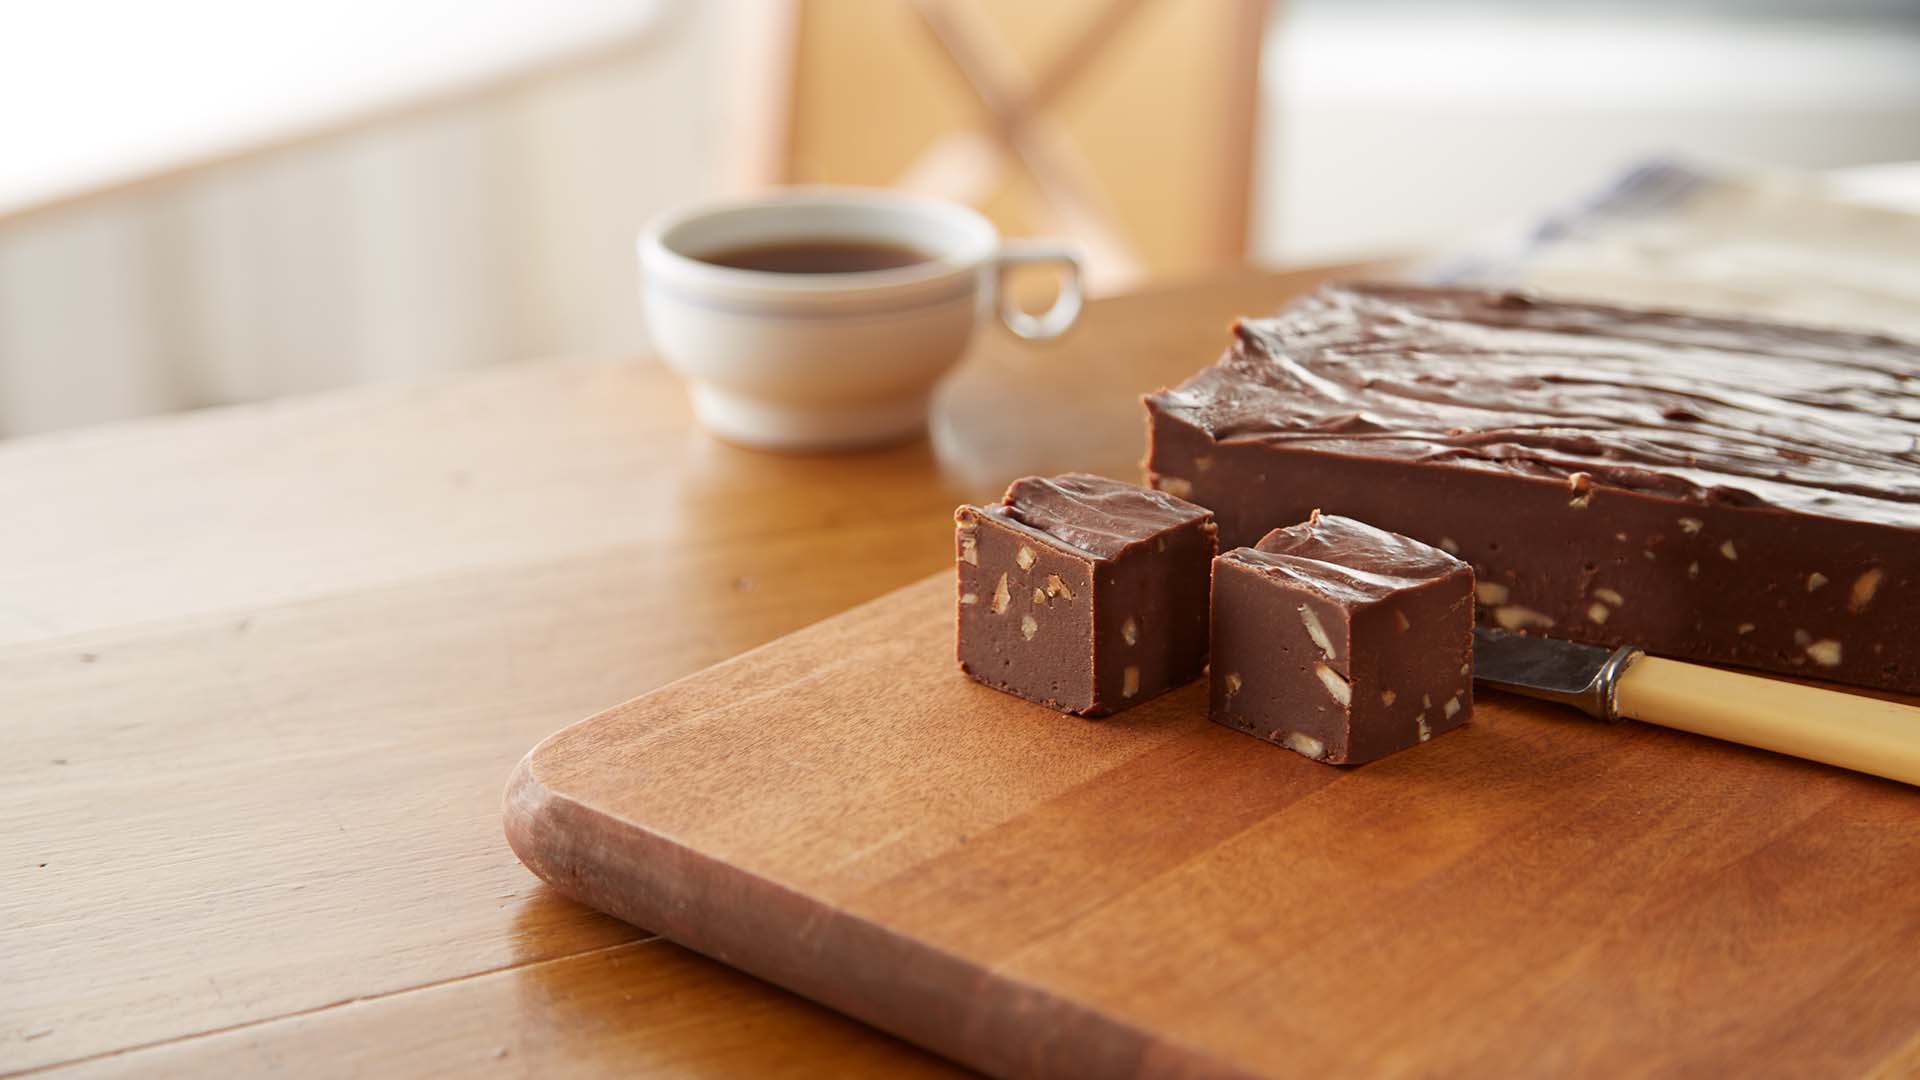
[505,574,1920,1079]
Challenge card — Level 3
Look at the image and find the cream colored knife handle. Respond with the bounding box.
[1613,656,1920,787]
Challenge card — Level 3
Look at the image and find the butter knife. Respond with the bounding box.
[1472,628,1920,787]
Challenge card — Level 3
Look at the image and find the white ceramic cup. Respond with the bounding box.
[639,187,1083,451]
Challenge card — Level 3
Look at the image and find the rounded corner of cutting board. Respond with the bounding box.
[502,710,621,900]
[502,741,564,887]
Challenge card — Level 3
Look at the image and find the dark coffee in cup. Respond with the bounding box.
[698,239,931,275]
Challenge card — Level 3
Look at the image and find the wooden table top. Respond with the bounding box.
[2,264,1362,1077]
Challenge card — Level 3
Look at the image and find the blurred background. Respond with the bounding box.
[2,0,1918,438]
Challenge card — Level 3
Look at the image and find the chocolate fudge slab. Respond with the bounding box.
[955,474,1216,716]
[1146,283,1920,694]
[1210,513,1474,764]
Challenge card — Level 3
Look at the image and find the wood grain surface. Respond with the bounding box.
[1,264,1357,1077]
[509,575,1920,1079]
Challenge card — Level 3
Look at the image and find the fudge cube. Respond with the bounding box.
[955,473,1216,716]
[1210,511,1474,763]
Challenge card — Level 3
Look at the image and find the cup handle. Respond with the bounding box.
[990,240,1084,341]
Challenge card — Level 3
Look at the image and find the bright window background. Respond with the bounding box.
[1260,1,1920,260]
[0,1,666,217]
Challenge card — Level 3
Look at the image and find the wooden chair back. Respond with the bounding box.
[729,0,1273,291]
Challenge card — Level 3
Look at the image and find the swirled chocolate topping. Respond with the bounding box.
[993,472,1210,560]
[1149,284,1920,529]
[1240,511,1469,606]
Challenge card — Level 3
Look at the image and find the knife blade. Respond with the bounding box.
[1471,627,1641,722]
[1471,627,1920,787]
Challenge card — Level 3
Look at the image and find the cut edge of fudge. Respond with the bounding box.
[954,473,1217,717]
[1209,511,1475,764]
